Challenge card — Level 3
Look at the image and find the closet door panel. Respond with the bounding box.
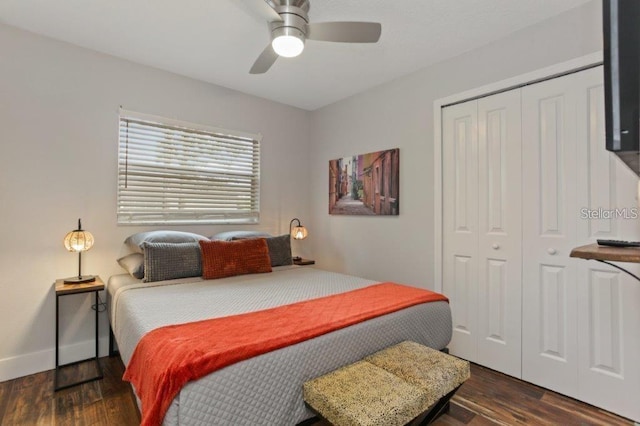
[476,90,522,377]
[578,72,618,239]
[574,67,640,421]
[442,101,479,362]
[522,73,579,396]
[578,266,640,421]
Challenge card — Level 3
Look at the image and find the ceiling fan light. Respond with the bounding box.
[272,33,305,58]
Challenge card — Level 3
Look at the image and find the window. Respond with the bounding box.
[118,110,261,225]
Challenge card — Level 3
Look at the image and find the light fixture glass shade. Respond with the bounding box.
[63,218,96,284]
[272,34,305,58]
[64,230,94,252]
[289,217,309,241]
[291,226,308,240]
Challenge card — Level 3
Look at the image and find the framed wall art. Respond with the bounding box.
[329,148,399,215]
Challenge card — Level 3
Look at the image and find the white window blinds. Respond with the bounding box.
[117,110,261,225]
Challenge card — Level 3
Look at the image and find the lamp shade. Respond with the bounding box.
[291,225,308,240]
[63,230,94,252]
[289,218,308,240]
[63,218,95,284]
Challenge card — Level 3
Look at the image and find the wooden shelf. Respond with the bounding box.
[55,277,104,295]
[570,243,640,263]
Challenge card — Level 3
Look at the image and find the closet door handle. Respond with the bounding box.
[492,243,500,250]
[547,248,557,255]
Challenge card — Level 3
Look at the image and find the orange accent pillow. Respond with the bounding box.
[199,239,272,280]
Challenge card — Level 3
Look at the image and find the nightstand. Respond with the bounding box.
[54,276,104,391]
[293,258,315,266]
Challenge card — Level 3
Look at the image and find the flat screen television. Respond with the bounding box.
[603,0,640,175]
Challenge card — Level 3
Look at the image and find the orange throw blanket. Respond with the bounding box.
[123,282,448,426]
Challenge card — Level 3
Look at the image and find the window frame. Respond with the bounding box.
[117,109,262,225]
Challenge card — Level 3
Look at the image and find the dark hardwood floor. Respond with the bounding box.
[433,365,633,426]
[0,356,633,425]
[0,356,139,426]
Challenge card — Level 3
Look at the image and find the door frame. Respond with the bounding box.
[432,52,603,293]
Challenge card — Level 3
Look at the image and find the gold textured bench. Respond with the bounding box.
[303,341,470,426]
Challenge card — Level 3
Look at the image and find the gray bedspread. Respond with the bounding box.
[108,266,452,425]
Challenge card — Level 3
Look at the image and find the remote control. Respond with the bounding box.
[596,239,640,248]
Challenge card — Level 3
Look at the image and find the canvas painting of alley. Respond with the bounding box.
[329,148,399,215]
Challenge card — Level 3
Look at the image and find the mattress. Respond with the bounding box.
[108,267,452,425]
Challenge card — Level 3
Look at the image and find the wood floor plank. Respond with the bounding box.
[103,393,140,426]
[447,402,477,424]
[432,412,470,426]
[78,399,107,426]
[458,364,545,401]
[540,390,632,426]
[80,381,109,425]
[0,376,13,424]
[11,369,52,392]
[82,380,104,406]
[100,356,141,425]
[2,370,54,426]
[436,364,634,426]
[53,387,84,426]
[465,415,501,426]
[99,355,126,395]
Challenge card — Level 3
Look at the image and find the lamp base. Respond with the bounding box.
[63,275,96,284]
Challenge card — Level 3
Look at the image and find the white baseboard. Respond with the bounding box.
[0,336,110,382]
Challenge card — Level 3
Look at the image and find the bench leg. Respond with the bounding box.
[296,417,321,426]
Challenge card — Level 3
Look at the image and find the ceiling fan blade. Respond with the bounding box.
[244,0,282,22]
[250,44,279,74]
[307,22,381,43]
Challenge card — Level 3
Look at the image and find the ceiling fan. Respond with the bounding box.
[247,0,382,74]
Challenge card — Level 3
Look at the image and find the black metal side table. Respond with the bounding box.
[54,276,104,391]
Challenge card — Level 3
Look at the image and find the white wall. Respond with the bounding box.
[0,0,608,382]
[0,23,311,381]
[308,0,603,287]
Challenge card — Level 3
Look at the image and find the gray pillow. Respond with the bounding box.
[265,234,293,267]
[125,230,208,254]
[117,253,144,279]
[142,242,202,283]
[211,230,272,241]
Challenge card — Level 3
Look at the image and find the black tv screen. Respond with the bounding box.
[603,0,640,175]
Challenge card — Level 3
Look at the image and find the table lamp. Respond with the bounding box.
[63,218,96,284]
[289,218,308,261]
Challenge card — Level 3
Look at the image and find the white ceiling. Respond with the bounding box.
[0,0,592,110]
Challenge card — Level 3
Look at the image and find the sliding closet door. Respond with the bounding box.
[442,100,479,362]
[443,90,522,376]
[476,90,522,378]
[521,72,580,396]
[573,67,640,421]
[444,65,639,420]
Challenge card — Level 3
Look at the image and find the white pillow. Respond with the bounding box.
[117,253,144,279]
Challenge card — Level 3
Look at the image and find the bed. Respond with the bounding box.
[108,232,452,425]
